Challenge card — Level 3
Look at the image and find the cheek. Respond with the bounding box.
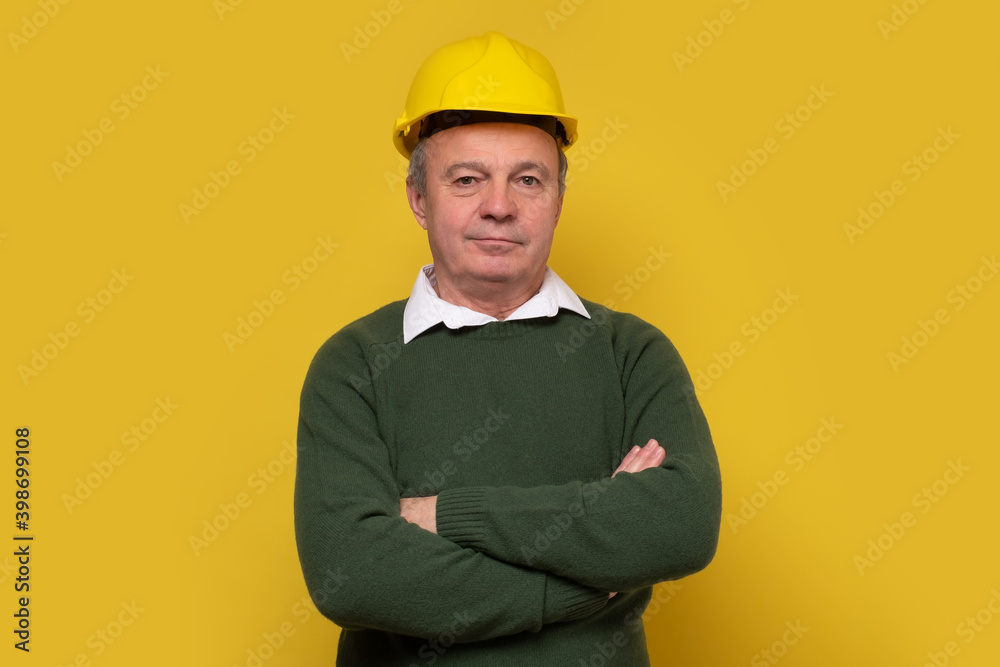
[429,194,479,226]
[425,214,468,255]
[521,192,560,218]
[522,200,561,237]
[424,199,457,235]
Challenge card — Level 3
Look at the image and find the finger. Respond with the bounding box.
[626,441,665,474]
[649,445,666,467]
[627,440,657,469]
[620,445,641,468]
[623,440,656,469]
[613,445,641,477]
[641,443,666,471]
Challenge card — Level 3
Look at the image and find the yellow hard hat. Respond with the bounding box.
[393,31,578,159]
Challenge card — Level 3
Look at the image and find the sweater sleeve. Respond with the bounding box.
[435,315,722,592]
[293,329,609,642]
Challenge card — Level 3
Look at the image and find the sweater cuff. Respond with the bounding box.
[436,487,491,550]
[542,574,609,624]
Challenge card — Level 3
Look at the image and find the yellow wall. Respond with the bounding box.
[4,1,998,665]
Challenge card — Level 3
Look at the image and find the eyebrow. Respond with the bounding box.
[443,160,551,180]
[514,161,550,179]
[444,161,489,180]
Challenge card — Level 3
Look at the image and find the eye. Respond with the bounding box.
[457,176,475,185]
[520,176,538,186]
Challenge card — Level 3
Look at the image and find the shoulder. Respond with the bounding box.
[576,298,686,368]
[308,299,407,369]
[339,299,407,343]
[578,298,669,341]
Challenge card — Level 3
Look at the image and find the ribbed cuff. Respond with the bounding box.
[542,574,608,624]
[436,487,491,549]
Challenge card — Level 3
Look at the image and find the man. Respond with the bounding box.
[294,31,722,666]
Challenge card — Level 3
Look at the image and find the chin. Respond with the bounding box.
[468,259,521,283]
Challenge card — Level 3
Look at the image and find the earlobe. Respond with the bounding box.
[406,182,429,231]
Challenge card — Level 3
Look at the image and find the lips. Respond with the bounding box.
[473,237,519,243]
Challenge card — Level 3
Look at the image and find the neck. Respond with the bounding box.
[433,270,545,321]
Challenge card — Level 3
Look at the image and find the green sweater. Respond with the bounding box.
[293,298,721,666]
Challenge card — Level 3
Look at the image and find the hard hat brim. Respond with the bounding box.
[394,108,577,160]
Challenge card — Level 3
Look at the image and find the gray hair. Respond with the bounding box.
[406,137,568,198]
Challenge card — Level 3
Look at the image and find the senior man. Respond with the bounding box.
[294,32,722,666]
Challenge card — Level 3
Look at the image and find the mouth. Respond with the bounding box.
[472,237,519,244]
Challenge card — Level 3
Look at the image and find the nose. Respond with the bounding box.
[479,179,517,222]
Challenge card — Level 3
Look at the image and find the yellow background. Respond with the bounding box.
[3,0,998,665]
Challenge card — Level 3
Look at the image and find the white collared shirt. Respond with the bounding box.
[402,263,591,344]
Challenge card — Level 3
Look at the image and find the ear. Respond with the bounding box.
[405,179,429,231]
[553,192,563,229]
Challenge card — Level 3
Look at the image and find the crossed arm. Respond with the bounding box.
[400,439,667,599]
[295,318,721,641]
[395,327,720,594]
[400,438,667,534]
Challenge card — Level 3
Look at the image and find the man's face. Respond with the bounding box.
[406,122,563,293]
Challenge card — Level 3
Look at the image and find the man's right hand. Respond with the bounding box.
[607,439,666,599]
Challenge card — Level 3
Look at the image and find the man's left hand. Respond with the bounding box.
[400,495,438,534]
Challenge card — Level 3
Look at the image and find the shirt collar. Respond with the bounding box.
[402,264,590,344]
